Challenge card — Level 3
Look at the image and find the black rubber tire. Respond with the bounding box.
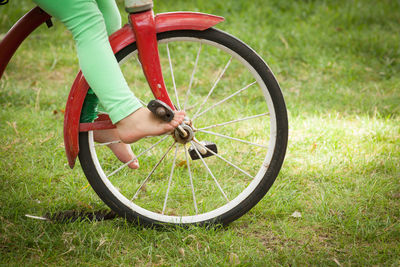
[78,28,288,226]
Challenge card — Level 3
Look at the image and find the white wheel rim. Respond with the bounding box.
[88,35,278,224]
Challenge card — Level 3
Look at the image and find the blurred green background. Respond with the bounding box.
[0,0,399,265]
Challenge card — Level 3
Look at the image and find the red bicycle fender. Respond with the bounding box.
[64,12,224,168]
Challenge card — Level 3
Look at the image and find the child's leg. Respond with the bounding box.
[94,0,123,114]
[33,0,142,123]
[93,1,186,144]
[96,0,121,36]
[91,0,139,169]
[33,0,186,164]
[32,0,139,169]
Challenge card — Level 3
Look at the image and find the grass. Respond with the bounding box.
[1,0,399,265]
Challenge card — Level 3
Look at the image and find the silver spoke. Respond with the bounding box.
[197,129,267,148]
[135,54,142,66]
[132,141,176,201]
[184,144,198,214]
[193,57,232,119]
[198,112,269,131]
[138,98,147,106]
[190,141,229,202]
[192,81,257,120]
[162,144,179,214]
[166,43,181,110]
[95,140,121,147]
[184,104,196,112]
[106,135,169,178]
[184,43,202,111]
[193,140,254,180]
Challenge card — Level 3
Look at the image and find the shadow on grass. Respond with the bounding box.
[44,209,117,223]
[40,209,226,231]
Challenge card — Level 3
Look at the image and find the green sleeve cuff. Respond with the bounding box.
[108,98,143,124]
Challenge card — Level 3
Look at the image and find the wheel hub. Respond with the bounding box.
[173,124,194,144]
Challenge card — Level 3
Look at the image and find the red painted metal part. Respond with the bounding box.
[155,12,224,32]
[79,114,115,132]
[64,72,90,168]
[0,7,51,79]
[64,11,224,168]
[130,10,175,109]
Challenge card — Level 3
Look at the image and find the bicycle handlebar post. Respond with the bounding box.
[125,0,153,13]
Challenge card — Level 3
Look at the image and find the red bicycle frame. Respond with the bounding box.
[0,6,224,168]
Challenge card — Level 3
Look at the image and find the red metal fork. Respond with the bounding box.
[129,10,175,110]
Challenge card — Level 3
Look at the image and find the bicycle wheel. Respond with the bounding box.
[78,28,288,226]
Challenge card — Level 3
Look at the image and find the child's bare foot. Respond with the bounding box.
[92,108,184,170]
[116,107,186,144]
[93,129,139,169]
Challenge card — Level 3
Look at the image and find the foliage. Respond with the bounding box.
[1,0,399,265]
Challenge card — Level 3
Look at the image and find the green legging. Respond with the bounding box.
[33,0,142,123]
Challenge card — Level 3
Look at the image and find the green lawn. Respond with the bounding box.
[1,0,399,265]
